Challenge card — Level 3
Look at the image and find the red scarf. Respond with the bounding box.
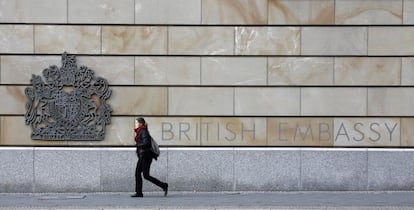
[134,124,147,143]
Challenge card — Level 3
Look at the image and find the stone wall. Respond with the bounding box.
[1,0,414,192]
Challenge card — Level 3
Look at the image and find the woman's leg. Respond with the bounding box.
[135,158,144,195]
[141,157,167,189]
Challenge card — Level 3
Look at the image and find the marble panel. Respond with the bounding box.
[400,118,414,147]
[334,57,401,86]
[168,27,234,55]
[0,86,27,115]
[0,116,66,146]
[268,57,334,86]
[335,0,402,24]
[0,56,60,84]
[235,149,300,191]
[110,87,167,115]
[1,56,134,85]
[235,27,300,55]
[301,27,367,55]
[202,0,267,24]
[0,0,66,23]
[268,0,334,25]
[0,25,33,53]
[200,118,267,146]
[404,0,414,24]
[35,26,101,54]
[102,26,167,54]
[136,0,201,24]
[68,0,134,24]
[145,117,202,146]
[368,27,414,55]
[0,148,34,192]
[301,149,368,190]
[301,88,367,116]
[34,148,101,192]
[235,88,300,116]
[267,118,334,146]
[201,57,267,85]
[334,118,400,147]
[100,148,168,192]
[77,56,135,85]
[168,149,234,191]
[69,117,135,146]
[368,88,414,116]
[135,57,200,85]
[402,57,414,85]
[168,87,233,115]
[368,149,414,190]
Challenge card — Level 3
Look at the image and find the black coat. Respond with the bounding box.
[136,127,154,159]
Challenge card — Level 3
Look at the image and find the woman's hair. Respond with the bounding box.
[136,117,146,125]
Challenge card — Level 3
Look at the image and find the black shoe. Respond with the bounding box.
[131,193,143,197]
[163,184,168,197]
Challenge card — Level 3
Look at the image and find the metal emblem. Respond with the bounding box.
[24,52,113,140]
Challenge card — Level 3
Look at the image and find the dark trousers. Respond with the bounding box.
[135,157,166,194]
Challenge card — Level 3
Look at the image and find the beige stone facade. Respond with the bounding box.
[1,0,413,147]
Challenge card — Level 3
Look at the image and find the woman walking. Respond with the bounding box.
[132,117,168,197]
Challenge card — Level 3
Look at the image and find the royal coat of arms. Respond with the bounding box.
[24,53,112,140]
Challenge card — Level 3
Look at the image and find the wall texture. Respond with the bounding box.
[1,0,414,192]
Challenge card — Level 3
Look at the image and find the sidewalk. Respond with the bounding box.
[1,191,414,209]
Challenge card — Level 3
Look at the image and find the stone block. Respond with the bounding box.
[1,56,60,84]
[235,27,300,55]
[110,87,167,115]
[202,0,267,24]
[368,149,414,190]
[267,118,334,146]
[34,148,101,192]
[368,27,414,55]
[0,86,29,115]
[68,0,134,24]
[335,0,402,24]
[102,26,167,54]
[135,0,201,24]
[368,88,414,116]
[77,56,135,85]
[0,148,34,192]
[34,26,101,54]
[0,0,67,23]
[268,0,334,25]
[401,118,414,147]
[235,88,300,116]
[0,25,33,53]
[334,118,400,147]
[135,57,200,85]
[301,88,367,116]
[100,148,168,192]
[0,117,68,146]
[200,118,267,146]
[301,149,368,190]
[168,87,233,115]
[402,58,414,85]
[168,27,234,55]
[268,57,334,86]
[234,148,300,191]
[202,57,267,86]
[334,57,401,86]
[301,27,367,55]
[145,117,201,146]
[168,149,234,191]
[404,0,414,24]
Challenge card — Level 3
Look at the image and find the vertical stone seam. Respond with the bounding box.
[32,148,36,193]
[166,26,169,55]
[100,26,103,55]
[200,0,203,24]
[299,27,302,55]
[200,57,203,85]
[32,26,35,54]
[333,57,336,85]
[232,148,236,191]
[166,148,169,184]
[299,148,302,190]
[333,0,337,24]
[402,0,405,24]
[366,88,369,116]
[67,0,69,24]
[0,56,2,82]
[299,88,302,116]
[133,56,136,85]
[366,27,369,56]
[133,0,136,24]
[266,57,269,86]
[99,150,103,192]
[233,88,236,116]
[366,149,369,190]
[400,57,403,86]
